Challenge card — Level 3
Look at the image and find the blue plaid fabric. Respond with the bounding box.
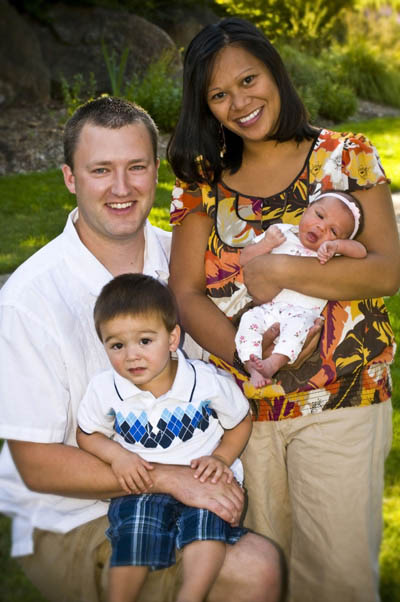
[107,493,247,569]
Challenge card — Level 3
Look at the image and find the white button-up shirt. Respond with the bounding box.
[0,209,171,556]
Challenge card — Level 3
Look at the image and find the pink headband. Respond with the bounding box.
[311,192,361,239]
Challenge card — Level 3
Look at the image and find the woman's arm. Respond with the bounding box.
[169,213,238,365]
[244,184,400,302]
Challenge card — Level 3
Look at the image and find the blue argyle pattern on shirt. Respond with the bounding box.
[114,401,218,449]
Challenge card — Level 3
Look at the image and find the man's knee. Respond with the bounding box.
[209,532,287,602]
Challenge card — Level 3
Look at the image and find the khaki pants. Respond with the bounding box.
[17,515,182,602]
[242,400,393,602]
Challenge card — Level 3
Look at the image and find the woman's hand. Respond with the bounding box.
[261,319,323,369]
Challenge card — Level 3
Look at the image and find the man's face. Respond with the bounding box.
[62,122,159,246]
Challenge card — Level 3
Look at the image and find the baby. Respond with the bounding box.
[236,191,367,388]
[77,273,251,602]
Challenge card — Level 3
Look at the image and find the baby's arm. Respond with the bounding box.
[191,413,252,483]
[317,238,367,264]
[76,427,154,493]
[240,225,286,267]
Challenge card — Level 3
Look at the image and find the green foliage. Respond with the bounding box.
[60,72,97,117]
[125,51,182,132]
[215,0,355,51]
[328,41,400,108]
[279,45,357,123]
[101,40,130,97]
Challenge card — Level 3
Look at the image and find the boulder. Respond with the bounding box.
[0,1,50,105]
[31,3,181,96]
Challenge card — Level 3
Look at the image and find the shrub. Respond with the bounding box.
[328,41,400,108]
[279,45,358,123]
[215,0,355,52]
[125,51,182,132]
[60,72,97,117]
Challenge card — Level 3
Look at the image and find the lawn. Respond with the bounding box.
[0,117,399,600]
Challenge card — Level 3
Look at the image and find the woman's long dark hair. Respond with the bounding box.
[167,17,318,185]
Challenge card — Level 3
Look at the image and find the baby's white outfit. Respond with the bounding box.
[235,223,326,364]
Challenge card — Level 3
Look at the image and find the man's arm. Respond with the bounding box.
[9,440,244,524]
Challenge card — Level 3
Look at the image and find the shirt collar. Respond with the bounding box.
[63,209,170,296]
[113,349,196,402]
[143,221,169,283]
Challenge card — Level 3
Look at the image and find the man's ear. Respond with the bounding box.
[61,164,76,194]
[169,324,181,352]
[155,157,160,184]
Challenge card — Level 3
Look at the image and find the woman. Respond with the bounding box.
[167,17,400,602]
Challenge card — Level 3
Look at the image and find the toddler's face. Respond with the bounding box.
[99,312,180,396]
[298,196,355,251]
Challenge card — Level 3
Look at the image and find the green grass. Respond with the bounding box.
[336,117,400,192]
[380,293,400,601]
[0,160,173,274]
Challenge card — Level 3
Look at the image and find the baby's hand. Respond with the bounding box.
[111,450,154,494]
[264,225,286,248]
[191,455,234,484]
[317,240,338,264]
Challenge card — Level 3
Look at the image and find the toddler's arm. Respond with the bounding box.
[317,238,367,264]
[240,225,286,267]
[191,413,252,483]
[76,427,154,494]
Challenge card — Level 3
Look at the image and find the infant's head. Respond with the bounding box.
[299,191,363,251]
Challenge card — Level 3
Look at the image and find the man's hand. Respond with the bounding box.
[154,464,244,525]
[191,454,233,484]
[111,449,154,494]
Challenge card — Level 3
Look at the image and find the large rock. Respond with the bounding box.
[31,3,181,96]
[0,1,50,105]
[155,6,219,50]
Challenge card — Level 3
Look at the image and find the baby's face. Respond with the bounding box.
[298,196,354,251]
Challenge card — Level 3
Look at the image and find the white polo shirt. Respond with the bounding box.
[78,349,249,476]
[0,208,171,557]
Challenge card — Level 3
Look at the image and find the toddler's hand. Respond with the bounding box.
[317,240,338,264]
[111,450,154,494]
[191,455,234,484]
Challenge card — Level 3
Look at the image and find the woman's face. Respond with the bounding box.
[206,44,281,145]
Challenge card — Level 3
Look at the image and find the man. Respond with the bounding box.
[0,97,285,602]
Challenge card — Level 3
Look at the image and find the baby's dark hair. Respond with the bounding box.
[94,274,178,341]
[315,190,365,238]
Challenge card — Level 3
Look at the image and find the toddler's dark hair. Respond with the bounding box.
[94,273,178,341]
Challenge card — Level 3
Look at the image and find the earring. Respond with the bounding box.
[219,123,227,159]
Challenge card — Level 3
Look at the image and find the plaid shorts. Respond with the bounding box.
[107,493,247,570]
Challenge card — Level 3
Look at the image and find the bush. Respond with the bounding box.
[215,0,355,52]
[125,51,182,132]
[279,45,358,123]
[328,40,400,108]
[60,72,97,117]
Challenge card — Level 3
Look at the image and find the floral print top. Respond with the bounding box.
[170,129,395,421]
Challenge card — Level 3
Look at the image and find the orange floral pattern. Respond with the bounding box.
[170,129,395,421]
